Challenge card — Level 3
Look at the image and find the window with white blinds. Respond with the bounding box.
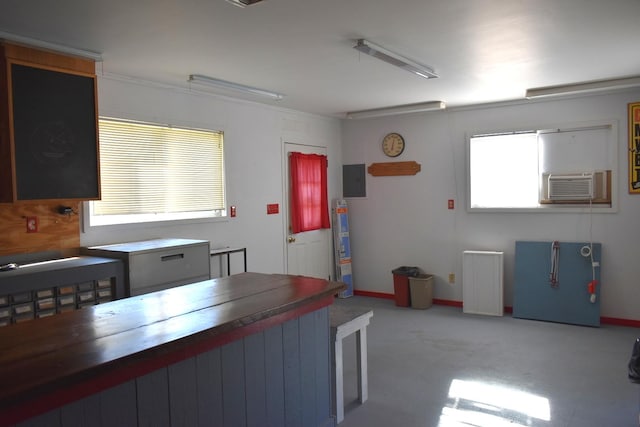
[467,121,615,211]
[89,118,225,226]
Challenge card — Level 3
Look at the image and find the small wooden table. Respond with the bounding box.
[329,303,374,424]
[210,246,247,276]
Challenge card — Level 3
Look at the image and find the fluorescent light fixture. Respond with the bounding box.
[354,39,438,79]
[225,0,264,8]
[346,101,445,119]
[0,31,103,61]
[526,76,640,99]
[188,74,284,100]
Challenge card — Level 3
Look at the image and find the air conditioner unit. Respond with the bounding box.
[548,172,594,200]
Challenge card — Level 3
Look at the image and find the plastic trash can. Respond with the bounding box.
[409,274,433,309]
[392,266,420,307]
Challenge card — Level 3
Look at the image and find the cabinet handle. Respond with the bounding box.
[161,253,184,262]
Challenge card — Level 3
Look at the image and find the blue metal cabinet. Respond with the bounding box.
[513,241,601,327]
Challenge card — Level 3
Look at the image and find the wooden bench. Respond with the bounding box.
[330,303,374,424]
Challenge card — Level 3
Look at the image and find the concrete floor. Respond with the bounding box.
[334,296,640,427]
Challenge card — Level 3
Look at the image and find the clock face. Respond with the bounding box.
[382,133,405,157]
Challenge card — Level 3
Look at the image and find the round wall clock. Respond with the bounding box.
[382,132,405,157]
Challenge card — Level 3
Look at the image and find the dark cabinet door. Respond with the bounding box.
[11,63,99,200]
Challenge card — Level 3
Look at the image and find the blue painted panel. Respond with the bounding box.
[314,308,331,426]
[245,332,267,427]
[15,410,61,427]
[513,241,601,327]
[60,393,99,426]
[196,348,224,425]
[99,381,137,426]
[264,326,286,427]
[136,369,170,427]
[300,312,317,426]
[283,318,302,427]
[168,358,198,426]
[221,340,246,426]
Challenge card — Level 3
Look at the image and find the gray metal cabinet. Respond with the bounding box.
[83,238,210,296]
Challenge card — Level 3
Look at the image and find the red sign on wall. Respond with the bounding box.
[267,203,279,215]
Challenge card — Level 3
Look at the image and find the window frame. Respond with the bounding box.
[82,116,228,231]
[466,119,618,213]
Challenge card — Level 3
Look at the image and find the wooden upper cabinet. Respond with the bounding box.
[0,42,100,202]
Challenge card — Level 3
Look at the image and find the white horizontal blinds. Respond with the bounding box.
[537,125,612,174]
[95,119,224,216]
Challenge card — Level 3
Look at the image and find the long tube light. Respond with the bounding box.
[526,76,640,99]
[0,31,103,61]
[188,74,284,100]
[346,101,446,119]
[225,0,264,8]
[354,39,438,80]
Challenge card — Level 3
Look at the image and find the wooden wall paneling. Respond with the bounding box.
[0,201,80,256]
[60,393,100,426]
[196,348,224,425]
[264,326,285,427]
[244,332,267,427]
[136,368,170,427]
[314,308,331,425]
[98,381,137,427]
[168,358,198,427]
[14,409,61,427]
[282,318,302,427]
[221,340,246,426]
[300,311,317,426]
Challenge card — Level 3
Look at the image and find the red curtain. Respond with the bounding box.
[290,152,330,233]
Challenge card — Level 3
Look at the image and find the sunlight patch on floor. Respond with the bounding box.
[438,378,551,427]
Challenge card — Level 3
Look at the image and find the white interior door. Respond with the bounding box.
[284,143,331,279]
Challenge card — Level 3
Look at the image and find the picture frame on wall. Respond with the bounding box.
[629,102,640,194]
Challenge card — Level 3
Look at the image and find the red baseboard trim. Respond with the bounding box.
[600,317,640,328]
[354,290,395,300]
[432,298,463,308]
[354,292,639,327]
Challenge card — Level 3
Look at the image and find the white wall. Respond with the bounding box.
[84,76,640,321]
[342,90,640,321]
[81,76,342,277]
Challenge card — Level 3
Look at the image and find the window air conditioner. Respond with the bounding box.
[548,172,594,200]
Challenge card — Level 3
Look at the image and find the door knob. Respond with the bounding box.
[288,236,296,243]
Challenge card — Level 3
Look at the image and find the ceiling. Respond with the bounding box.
[2,0,640,118]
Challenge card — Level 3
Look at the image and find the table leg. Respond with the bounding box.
[356,328,368,404]
[333,337,344,423]
[243,249,247,272]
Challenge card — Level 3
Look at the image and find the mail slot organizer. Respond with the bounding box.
[83,238,211,296]
[0,256,124,327]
